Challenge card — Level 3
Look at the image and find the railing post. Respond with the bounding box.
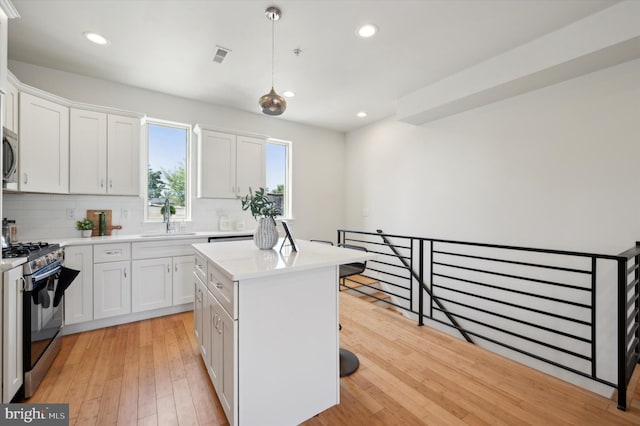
[617,256,627,410]
[429,240,434,319]
[418,238,424,326]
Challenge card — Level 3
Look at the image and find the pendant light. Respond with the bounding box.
[259,6,287,116]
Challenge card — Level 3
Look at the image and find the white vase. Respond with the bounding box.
[254,217,278,250]
[81,229,93,238]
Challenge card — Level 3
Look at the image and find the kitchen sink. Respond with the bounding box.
[140,232,198,238]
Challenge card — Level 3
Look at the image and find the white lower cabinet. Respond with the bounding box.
[93,260,131,320]
[173,255,196,305]
[132,239,206,307]
[63,245,93,325]
[212,295,235,423]
[2,266,24,403]
[193,274,207,360]
[131,257,172,312]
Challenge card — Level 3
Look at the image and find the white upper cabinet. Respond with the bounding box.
[197,130,236,198]
[2,78,18,132]
[195,126,265,199]
[19,92,69,193]
[69,110,140,195]
[107,114,140,195]
[236,136,266,197]
[69,108,108,194]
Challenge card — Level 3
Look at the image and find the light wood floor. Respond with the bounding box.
[24,293,640,425]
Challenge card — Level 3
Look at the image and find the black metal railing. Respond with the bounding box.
[337,229,640,411]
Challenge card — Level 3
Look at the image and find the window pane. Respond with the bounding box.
[266,142,288,217]
[147,123,188,221]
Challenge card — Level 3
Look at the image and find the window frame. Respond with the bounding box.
[142,117,192,223]
[266,138,293,220]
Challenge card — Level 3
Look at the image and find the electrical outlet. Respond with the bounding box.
[66,208,76,219]
[121,208,128,219]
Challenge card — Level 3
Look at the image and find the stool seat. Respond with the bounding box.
[339,348,360,377]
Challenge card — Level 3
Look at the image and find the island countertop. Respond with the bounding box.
[193,239,375,281]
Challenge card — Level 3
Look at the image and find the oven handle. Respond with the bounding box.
[31,264,62,283]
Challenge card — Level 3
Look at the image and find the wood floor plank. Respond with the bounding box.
[117,325,140,425]
[156,394,179,426]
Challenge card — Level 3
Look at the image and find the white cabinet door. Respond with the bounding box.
[2,266,23,403]
[63,245,94,325]
[205,288,216,385]
[93,260,131,319]
[219,301,236,425]
[173,255,195,305]
[69,108,107,194]
[235,136,265,196]
[194,276,203,349]
[2,79,18,133]
[197,130,236,198]
[19,92,69,193]
[131,257,172,313]
[107,114,140,195]
[0,10,7,94]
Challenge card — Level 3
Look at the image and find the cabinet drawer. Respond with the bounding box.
[194,251,207,282]
[208,262,236,319]
[94,243,131,263]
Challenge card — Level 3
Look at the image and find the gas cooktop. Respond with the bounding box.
[2,242,59,260]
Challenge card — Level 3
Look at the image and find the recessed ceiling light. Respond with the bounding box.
[357,111,368,118]
[83,31,110,45]
[356,24,377,38]
[283,91,295,98]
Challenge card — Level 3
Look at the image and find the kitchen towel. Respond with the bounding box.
[53,266,80,307]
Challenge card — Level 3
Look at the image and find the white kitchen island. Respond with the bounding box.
[192,239,374,426]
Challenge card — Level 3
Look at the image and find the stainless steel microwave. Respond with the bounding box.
[2,127,18,185]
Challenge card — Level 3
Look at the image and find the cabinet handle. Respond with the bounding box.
[124,268,127,278]
[24,173,28,185]
[109,179,113,188]
[175,264,178,272]
[100,179,104,188]
[167,264,171,273]
[105,250,122,255]
[19,276,26,292]
[215,282,223,289]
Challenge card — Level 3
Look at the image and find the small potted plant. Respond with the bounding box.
[241,187,281,249]
[76,218,94,238]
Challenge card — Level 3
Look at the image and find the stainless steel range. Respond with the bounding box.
[4,242,66,398]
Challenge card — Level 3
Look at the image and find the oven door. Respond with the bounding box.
[24,264,64,370]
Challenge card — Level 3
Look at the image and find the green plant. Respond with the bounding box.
[241,187,281,222]
[75,218,94,231]
[160,205,176,215]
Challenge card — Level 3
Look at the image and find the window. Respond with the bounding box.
[145,119,191,221]
[266,139,291,218]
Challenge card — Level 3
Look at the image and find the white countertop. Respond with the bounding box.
[0,256,27,272]
[0,231,254,271]
[52,230,254,246]
[193,239,375,281]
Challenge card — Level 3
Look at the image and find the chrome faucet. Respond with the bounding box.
[163,198,172,233]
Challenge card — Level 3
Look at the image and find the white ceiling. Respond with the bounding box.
[7,0,620,132]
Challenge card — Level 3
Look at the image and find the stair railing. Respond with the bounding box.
[337,229,640,411]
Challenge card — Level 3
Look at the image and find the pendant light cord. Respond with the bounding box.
[271,17,275,88]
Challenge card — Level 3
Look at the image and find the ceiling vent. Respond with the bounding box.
[213,46,231,64]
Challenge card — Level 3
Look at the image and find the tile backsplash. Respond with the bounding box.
[2,193,255,241]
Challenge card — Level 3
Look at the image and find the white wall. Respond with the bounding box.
[345,58,640,256]
[4,60,346,241]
